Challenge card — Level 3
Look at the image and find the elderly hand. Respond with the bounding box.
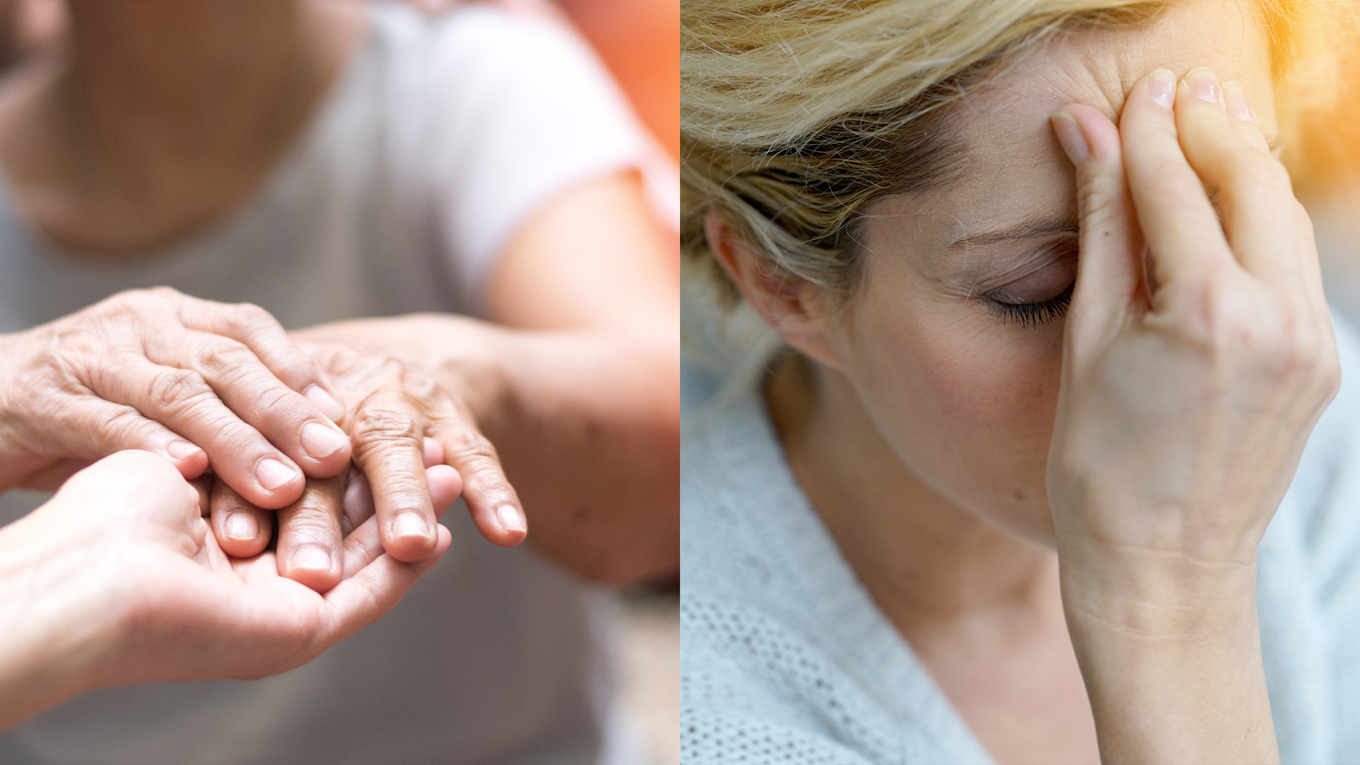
[209,343,526,573]
[0,451,457,731]
[1046,67,1337,763]
[0,287,352,507]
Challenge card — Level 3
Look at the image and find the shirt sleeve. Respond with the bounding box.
[420,7,650,312]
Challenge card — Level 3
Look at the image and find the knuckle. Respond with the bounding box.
[1076,177,1117,224]
[442,429,508,489]
[1230,153,1291,195]
[350,407,420,454]
[443,427,500,464]
[280,508,341,540]
[96,405,160,450]
[190,338,253,378]
[219,302,282,341]
[148,368,214,413]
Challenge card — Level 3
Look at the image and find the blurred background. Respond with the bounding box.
[0,1,678,763]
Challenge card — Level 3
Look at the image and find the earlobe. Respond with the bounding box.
[702,212,846,371]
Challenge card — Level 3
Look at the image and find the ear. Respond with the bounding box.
[704,211,846,371]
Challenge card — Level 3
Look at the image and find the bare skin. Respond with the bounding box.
[709,0,1326,762]
[0,0,364,254]
[0,0,679,584]
[0,450,460,733]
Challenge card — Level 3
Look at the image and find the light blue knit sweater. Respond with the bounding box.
[680,319,1360,764]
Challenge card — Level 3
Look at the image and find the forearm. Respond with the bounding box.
[1062,556,1277,764]
[293,314,680,585]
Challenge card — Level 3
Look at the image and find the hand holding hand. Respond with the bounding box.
[0,450,456,731]
[209,343,525,583]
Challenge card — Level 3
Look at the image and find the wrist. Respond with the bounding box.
[1058,544,1260,635]
[1059,556,1277,764]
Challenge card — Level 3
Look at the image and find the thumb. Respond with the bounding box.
[1050,104,1145,350]
[56,450,201,530]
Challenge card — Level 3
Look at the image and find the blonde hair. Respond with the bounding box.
[681,0,1313,303]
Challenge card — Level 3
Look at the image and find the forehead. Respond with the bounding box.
[875,0,1275,253]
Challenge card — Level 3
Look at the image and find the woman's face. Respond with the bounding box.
[820,0,1281,546]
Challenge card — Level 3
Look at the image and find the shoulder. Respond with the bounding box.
[364,2,626,112]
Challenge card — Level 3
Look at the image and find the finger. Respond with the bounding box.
[348,392,438,562]
[423,437,444,468]
[342,464,460,577]
[209,479,273,558]
[1119,68,1236,291]
[189,475,213,516]
[43,395,210,479]
[276,474,348,593]
[87,354,306,509]
[144,328,352,478]
[1051,104,1146,342]
[322,524,452,648]
[173,295,347,421]
[196,516,236,571]
[341,467,375,536]
[431,415,526,547]
[1220,80,1270,152]
[1173,68,1296,279]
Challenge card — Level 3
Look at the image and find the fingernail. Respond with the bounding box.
[1222,80,1256,123]
[304,385,345,422]
[496,504,526,534]
[256,458,297,491]
[300,422,348,460]
[1185,67,1220,106]
[393,512,429,538]
[167,440,200,460]
[1147,69,1176,110]
[289,544,332,572]
[1050,112,1089,166]
[224,512,258,540]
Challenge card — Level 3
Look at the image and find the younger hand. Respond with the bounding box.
[0,450,452,729]
[1046,66,1336,765]
[1047,67,1338,589]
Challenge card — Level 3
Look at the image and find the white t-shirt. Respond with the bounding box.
[0,4,649,763]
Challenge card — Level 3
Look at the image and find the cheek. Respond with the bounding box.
[847,294,1063,446]
[837,285,1067,519]
[920,324,1062,437]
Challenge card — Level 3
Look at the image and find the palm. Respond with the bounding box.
[26,452,453,691]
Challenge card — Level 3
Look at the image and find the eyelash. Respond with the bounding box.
[986,281,1075,328]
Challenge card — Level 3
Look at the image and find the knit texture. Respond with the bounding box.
[681,317,1360,765]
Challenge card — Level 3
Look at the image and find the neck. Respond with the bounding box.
[767,353,1056,629]
[63,0,317,163]
[0,0,362,252]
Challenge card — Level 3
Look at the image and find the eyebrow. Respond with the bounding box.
[943,217,1079,249]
